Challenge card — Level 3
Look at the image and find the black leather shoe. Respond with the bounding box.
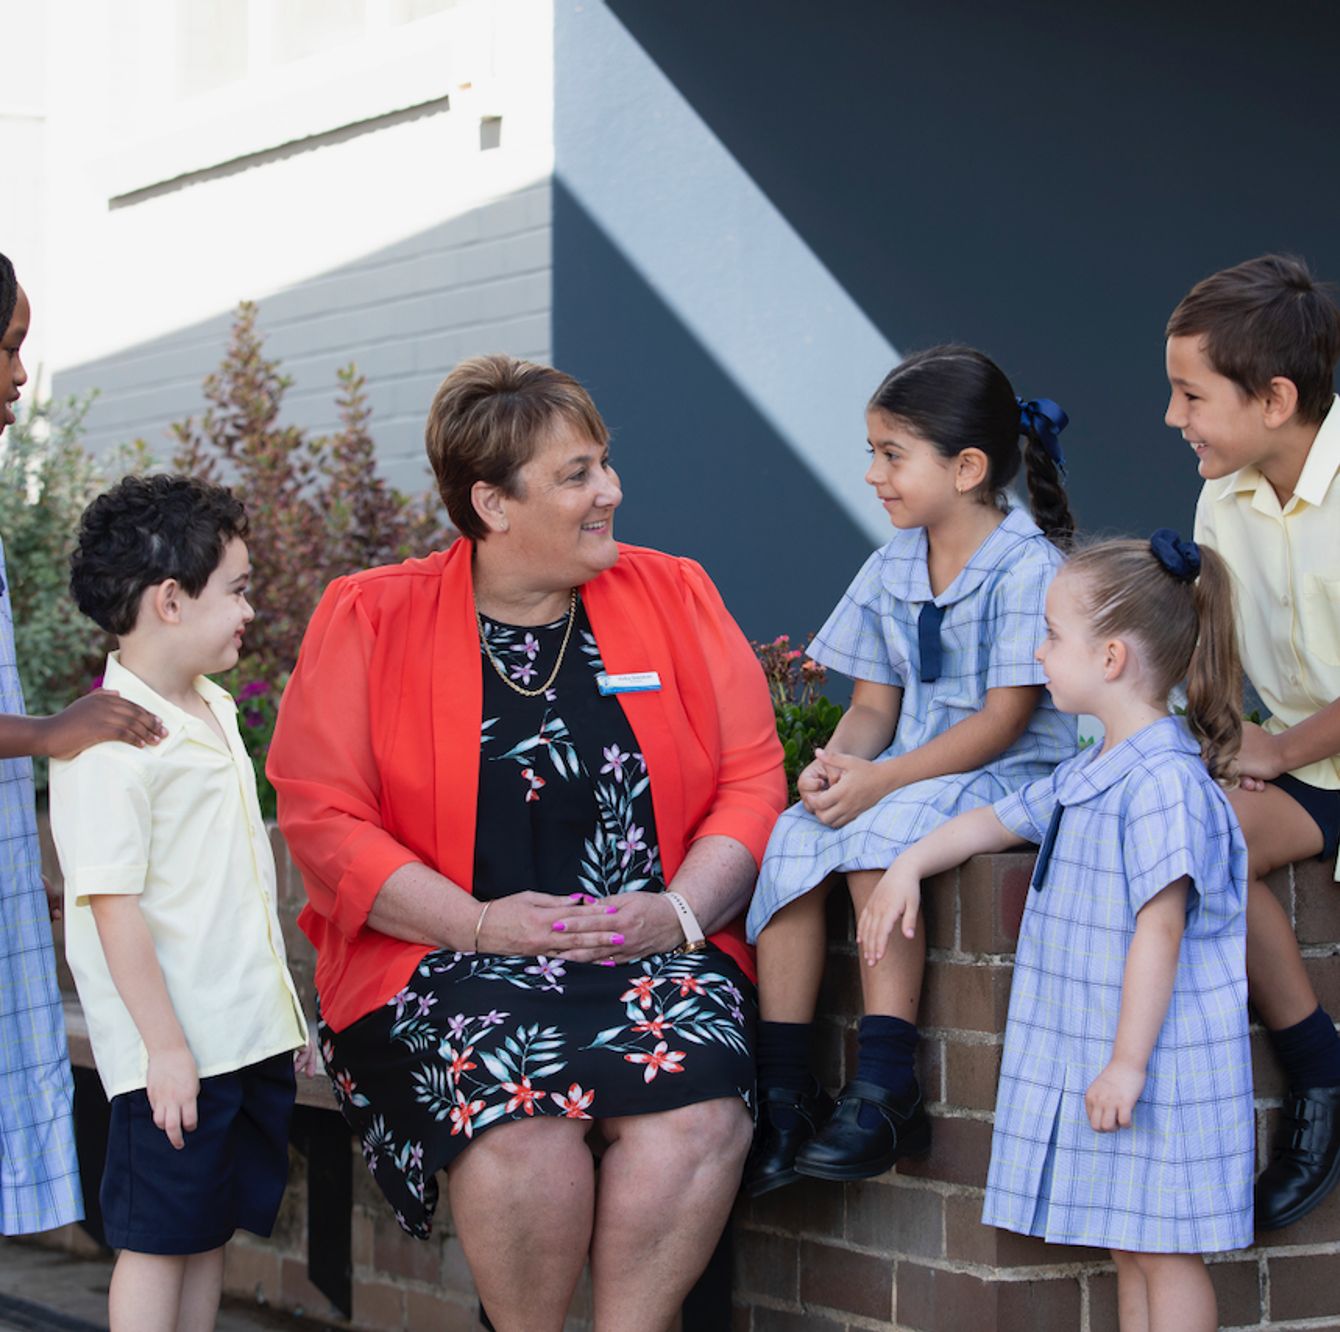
[744,1081,836,1197]
[793,1078,931,1182]
[1256,1085,1340,1230]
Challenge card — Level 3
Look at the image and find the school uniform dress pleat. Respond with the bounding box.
[0,539,82,1233]
[747,507,1076,940]
[986,716,1254,1253]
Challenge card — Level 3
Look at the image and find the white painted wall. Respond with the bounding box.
[40,0,554,494]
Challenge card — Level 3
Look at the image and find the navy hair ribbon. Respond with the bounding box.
[1017,397,1069,474]
[1149,528,1201,581]
[1030,803,1064,892]
[918,601,946,683]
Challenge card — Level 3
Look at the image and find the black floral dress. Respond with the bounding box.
[320,599,755,1238]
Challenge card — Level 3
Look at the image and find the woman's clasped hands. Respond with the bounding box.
[473,889,684,966]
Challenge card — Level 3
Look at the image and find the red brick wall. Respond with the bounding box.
[39,823,1340,1330]
[733,855,1340,1332]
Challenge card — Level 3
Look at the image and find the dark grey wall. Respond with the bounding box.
[554,0,1340,640]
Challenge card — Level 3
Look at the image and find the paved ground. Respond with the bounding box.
[0,1241,333,1331]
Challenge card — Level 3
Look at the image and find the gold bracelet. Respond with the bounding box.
[473,901,492,953]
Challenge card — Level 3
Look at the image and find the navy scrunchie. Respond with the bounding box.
[1149,528,1201,581]
[1017,396,1069,474]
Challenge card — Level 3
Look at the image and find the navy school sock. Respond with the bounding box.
[1270,1006,1340,1090]
[757,1020,815,1130]
[854,1014,919,1128]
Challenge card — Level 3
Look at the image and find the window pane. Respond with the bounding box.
[388,0,461,23]
[272,0,366,63]
[178,0,249,95]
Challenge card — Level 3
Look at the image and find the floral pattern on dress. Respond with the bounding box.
[319,601,754,1240]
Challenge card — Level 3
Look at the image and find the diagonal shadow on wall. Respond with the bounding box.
[605,0,1340,538]
[553,178,875,644]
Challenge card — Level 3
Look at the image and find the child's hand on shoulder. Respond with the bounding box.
[1236,721,1286,785]
[1084,1057,1146,1132]
[146,1046,199,1150]
[804,749,894,828]
[856,862,920,966]
[43,691,166,758]
[294,1028,322,1078]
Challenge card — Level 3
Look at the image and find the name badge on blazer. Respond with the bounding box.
[596,671,662,696]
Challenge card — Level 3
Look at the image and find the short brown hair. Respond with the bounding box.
[424,355,609,541]
[1166,254,1340,425]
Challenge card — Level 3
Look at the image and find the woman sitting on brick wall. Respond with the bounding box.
[267,355,786,1332]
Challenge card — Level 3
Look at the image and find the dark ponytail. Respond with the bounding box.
[869,345,1077,547]
[0,253,16,338]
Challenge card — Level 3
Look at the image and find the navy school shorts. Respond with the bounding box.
[101,1052,296,1255]
[1270,773,1340,864]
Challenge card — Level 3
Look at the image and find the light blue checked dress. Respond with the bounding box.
[0,539,82,1233]
[747,507,1075,939]
[984,716,1253,1253]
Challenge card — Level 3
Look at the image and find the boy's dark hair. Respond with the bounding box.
[0,252,17,335]
[70,474,249,635]
[1167,254,1340,425]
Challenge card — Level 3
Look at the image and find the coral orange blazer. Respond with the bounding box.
[268,541,786,1032]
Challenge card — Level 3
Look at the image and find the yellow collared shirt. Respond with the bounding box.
[1195,394,1340,878]
[51,653,306,1099]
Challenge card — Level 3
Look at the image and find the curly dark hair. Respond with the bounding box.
[70,474,249,635]
[0,252,17,338]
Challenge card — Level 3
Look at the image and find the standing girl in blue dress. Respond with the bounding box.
[745,345,1078,1195]
[863,533,1251,1332]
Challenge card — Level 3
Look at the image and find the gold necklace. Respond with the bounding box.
[476,588,578,698]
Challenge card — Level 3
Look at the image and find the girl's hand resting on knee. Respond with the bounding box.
[804,749,895,828]
[856,865,921,966]
[1085,1058,1146,1132]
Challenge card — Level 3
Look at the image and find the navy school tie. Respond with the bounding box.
[1031,804,1064,891]
[918,601,946,683]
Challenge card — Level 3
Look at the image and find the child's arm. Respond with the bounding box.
[1237,698,1340,785]
[808,684,1041,828]
[88,894,198,1149]
[0,690,164,760]
[857,804,1028,964]
[1085,877,1188,1132]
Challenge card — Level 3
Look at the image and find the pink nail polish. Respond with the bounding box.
[583,895,597,904]
[569,893,584,902]
[600,959,616,967]
[610,933,625,945]
[605,905,618,914]
[552,921,567,932]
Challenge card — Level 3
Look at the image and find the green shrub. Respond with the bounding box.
[0,394,119,789]
[751,634,843,802]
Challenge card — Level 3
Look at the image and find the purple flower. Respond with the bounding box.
[446,1013,469,1041]
[617,823,647,867]
[526,956,567,986]
[522,633,540,660]
[480,1009,508,1027]
[601,745,630,781]
[89,674,105,692]
[510,660,538,685]
[238,680,270,700]
[244,709,264,728]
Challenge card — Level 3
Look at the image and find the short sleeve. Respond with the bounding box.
[1121,758,1237,919]
[50,748,151,904]
[993,771,1058,845]
[985,550,1056,689]
[807,549,903,686]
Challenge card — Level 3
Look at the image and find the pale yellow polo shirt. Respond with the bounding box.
[1194,395,1340,874]
[51,653,306,1098]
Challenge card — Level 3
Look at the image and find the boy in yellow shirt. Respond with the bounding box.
[1166,254,1340,1229]
[51,474,311,1331]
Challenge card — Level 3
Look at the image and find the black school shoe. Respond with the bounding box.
[793,1078,931,1182]
[1255,1085,1340,1230]
[744,1080,836,1197]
